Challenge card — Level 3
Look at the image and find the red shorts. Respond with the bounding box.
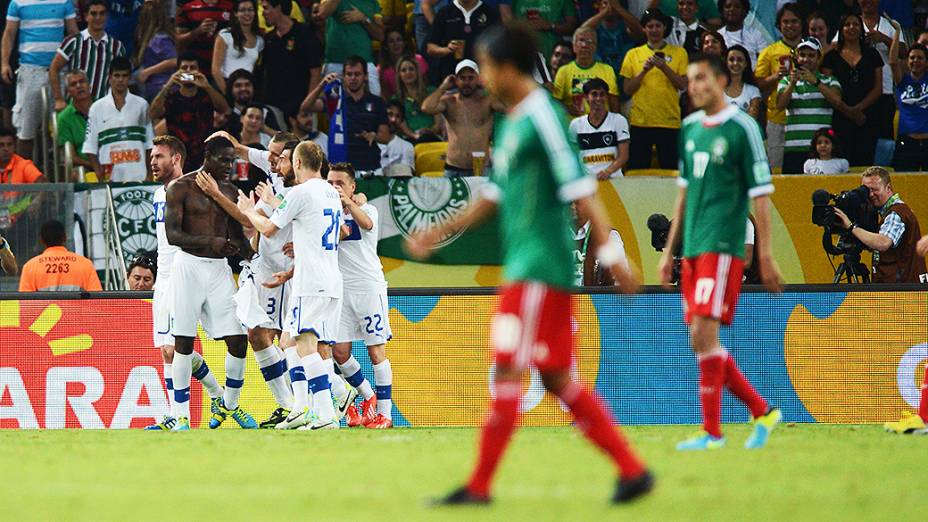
[492,282,573,372]
[681,253,745,326]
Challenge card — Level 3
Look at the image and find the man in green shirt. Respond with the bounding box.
[316,0,385,95]
[56,70,94,174]
[658,53,783,451]
[407,22,652,506]
[513,0,577,59]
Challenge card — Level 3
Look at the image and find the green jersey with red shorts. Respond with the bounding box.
[677,105,773,325]
[484,88,597,371]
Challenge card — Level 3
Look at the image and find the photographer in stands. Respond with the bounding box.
[833,167,927,284]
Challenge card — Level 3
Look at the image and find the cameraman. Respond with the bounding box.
[834,167,927,284]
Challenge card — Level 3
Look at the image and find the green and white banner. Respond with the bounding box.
[73,184,158,269]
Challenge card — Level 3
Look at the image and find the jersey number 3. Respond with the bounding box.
[322,209,342,251]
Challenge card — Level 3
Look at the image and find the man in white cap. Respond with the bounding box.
[422,59,504,177]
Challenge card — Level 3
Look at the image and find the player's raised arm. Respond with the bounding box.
[404,194,498,260]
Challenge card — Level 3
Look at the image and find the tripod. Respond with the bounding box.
[832,251,870,284]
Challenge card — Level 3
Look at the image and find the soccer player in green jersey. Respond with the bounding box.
[658,53,785,451]
[406,23,654,505]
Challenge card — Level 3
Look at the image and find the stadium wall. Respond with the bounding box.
[1,288,924,429]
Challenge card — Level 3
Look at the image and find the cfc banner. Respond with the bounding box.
[0,291,924,428]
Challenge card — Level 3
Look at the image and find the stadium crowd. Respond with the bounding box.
[0,0,925,183]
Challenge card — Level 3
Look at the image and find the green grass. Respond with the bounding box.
[0,425,923,521]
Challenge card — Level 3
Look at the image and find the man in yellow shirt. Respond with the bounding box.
[553,26,620,117]
[18,220,101,292]
[754,4,803,170]
[619,8,688,170]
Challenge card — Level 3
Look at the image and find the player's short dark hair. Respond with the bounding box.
[328,162,356,180]
[177,51,200,68]
[582,78,609,95]
[387,99,405,119]
[0,126,15,140]
[40,220,67,247]
[776,2,802,27]
[109,56,132,74]
[152,135,187,163]
[344,55,368,71]
[205,136,234,157]
[690,52,728,77]
[476,22,538,76]
[281,139,300,155]
[227,68,255,87]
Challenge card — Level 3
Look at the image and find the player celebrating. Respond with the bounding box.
[406,23,653,505]
[165,137,258,431]
[657,53,784,451]
[327,163,393,429]
[144,135,225,431]
[236,141,344,430]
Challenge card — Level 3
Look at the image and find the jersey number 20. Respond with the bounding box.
[322,209,342,251]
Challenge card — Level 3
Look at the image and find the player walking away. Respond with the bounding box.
[236,141,344,431]
[165,136,258,431]
[406,23,654,505]
[144,135,225,431]
[327,163,393,429]
[200,130,301,429]
[657,53,785,451]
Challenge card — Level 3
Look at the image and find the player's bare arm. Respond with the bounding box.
[404,196,498,259]
[658,186,686,288]
[751,194,784,293]
[165,177,238,258]
[575,195,641,294]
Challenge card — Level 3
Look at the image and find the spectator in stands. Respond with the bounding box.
[288,106,328,154]
[211,0,263,94]
[103,0,143,57]
[379,29,427,100]
[803,128,848,174]
[512,0,578,59]
[649,0,721,28]
[569,78,629,179]
[620,9,688,170]
[176,0,233,70]
[917,29,928,47]
[225,69,282,135]
[0,125,45,184]
[257,0,303,33]
[316,0,385,96]
[149,52,229,172]
[237,103,271,147]
[776,37,843,174]
[49,0,125,111]
[426,0,500,83]
[415,0,447,54]
[833,167,926,284]
[549,41,574,81]
[301,56,388,175]
[56,71,95,174]
[135,0,177,102]
[716,0,770,65]
[580,0,645,81]
[821,13,883,168]
[127,254,155,291]
[379,100,415,175]
[724,44,760,120]
[756,3,804,170]
[699,29,726,55]
[260,0,322,119]
[807,11,832,57]
[554,27,621,117]
[1,0,78,159]
[84,57,154,181]
[393,55,441,142]
[889,33,928,172]
[18,219,102,292]
[421,59,499,177]
[667,0,708,58]
[0,233,17,275]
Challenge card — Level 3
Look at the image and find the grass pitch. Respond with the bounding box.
[0,424,922,521]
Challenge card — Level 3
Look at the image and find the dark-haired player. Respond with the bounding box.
[407,23,653,505]
[658,53,784,451]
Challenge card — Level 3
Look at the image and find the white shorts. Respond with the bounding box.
[285,295,342,344]
[12,64,50,141]
[337,290,392,346]
[254,268,290,331]
[171,251,246,339]
[152,275,174,347]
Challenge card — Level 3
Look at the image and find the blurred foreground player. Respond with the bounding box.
[658,54,784,451]
[406,23,653,505]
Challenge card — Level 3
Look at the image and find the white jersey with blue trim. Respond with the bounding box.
[248,147,294,276]
[339,203,387,293]
[269,178,343,298]
[153,185,179,279]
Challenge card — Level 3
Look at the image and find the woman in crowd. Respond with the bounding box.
[134,0,176,101]
[821,13,883,167]
[889,20,928,172]
[212,0,264,94]
[393,55,442,143]
[700,30,727,56]
[807,12,832,57]
[379,29,427,100]
[724,44,761,121]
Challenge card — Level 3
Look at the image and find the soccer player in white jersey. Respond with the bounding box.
[144,135,225,431]
[237,141,344,430]
[327,163,394,429]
